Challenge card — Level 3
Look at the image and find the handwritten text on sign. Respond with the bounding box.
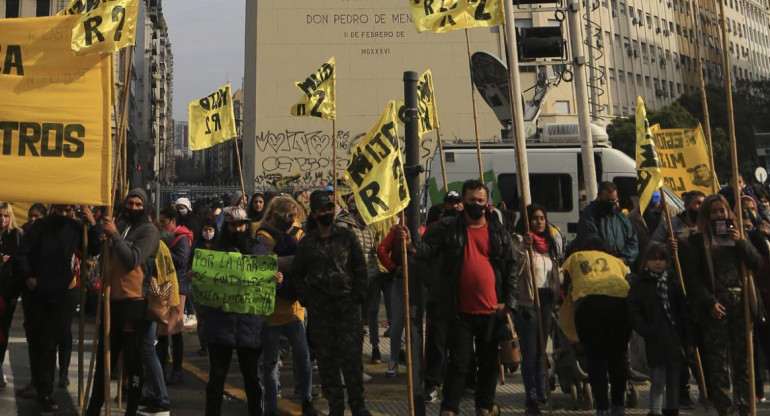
[191,249,278,315]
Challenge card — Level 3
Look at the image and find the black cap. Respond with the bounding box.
[310,190,335,211]
[444,190,461,202]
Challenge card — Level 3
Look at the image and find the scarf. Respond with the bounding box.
[649,270,675,325]
[531,232,551,255]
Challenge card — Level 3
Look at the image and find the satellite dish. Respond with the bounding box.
[470,52,512,128]
[755,167,768,184]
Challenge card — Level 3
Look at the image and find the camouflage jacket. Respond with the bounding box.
[293,224,368,307]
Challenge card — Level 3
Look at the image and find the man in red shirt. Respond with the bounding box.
[399,179,518,416]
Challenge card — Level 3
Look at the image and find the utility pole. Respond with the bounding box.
[567,0,598,201]
[585,1,599,120]
[502,0,532,207]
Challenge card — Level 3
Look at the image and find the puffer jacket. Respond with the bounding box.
[414,212,518,316]
[204,235,268,349]
[577,199,639,266]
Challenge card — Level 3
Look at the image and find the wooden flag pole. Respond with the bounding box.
[400,210,416,416]
[331,119,338,203]
[78,224,88,408]
[464,29,484,180]
[718,0,756,413]
[660,191,709,408]
[435,127,449,193]
[691,0,718,193]
[81,268,104,416]
[233,137,247,200]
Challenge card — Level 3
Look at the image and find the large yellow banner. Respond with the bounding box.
[188,82,238,151]
[651,124,717,196]
[635,96,663,214]
[290,57,336,120]
[397,69,441,140]
[0,16,112,206]
[70,0,139,55]
[345,101,409,225]
[410,0,504,34]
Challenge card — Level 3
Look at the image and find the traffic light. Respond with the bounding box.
[517,26,565,60]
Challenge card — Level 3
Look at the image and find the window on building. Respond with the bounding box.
[645,75,651,87]
[609,68,616,80]
[636,73,642,84]
[622,106,629,116]
[554,101,570,114]
[5,0,20,18]
[618,71,625,82]
[620,1,626,13]
[613,105,619,115]
[677,83,683,94]
[36,0,50,16]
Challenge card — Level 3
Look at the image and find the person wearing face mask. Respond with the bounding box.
[293,190,372,416]
[174,197,201,247]
[87,189,160,416]
[13,203,100,413]
[21,203,47,233]
[577,181,639,266]
[191,220,218,356]
[255,196,319,416]
[442,190,464,217]
[204,206,282,416]
[397,179,518,416]
[681,194,762,416]
[0,203,23,390]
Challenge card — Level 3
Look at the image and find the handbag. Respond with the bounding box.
[498,312,522,365]
[147,276,173,325]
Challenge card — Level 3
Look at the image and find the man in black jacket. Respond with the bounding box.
[399,179,518,416]
[15,204,101,413]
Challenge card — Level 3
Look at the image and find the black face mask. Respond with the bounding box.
[687,209,699,222]
[125,209,144,223]
[598,200,618,216]
[275,218,293,232]
[316,213,335,226]
[50,214,70,226]
[465,203,485,220]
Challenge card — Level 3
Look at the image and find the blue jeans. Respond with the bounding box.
[389,277,405,365]
[261,320,313,412]
[514,289,554,402]
[140,321,169,407]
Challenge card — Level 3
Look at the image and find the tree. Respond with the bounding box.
[607,101,699,159]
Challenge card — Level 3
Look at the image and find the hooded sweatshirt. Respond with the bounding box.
[110,188,160,300]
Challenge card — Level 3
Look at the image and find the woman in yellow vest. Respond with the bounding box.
[256,196,318,416]
[562,236,631,416]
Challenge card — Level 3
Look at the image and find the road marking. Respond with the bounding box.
[181,360,302,415]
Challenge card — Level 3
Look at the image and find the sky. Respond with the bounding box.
[163,0,245,120]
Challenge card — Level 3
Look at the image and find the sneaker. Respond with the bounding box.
[58,375,70,388]
[425,386,440,403]
[385,362,398,377]
[610,405,625,416]
[0,368,6,389]
[183,314,198,330]
[362,372,373,383]
[15,383,37,399]
[370,348,382,364]
[165,371,183,386]
[525,400,542,415]
[39,396,59,413]
[302,399,319,416]
[138,403,171,416]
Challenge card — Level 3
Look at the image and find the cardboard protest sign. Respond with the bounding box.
[650,123,716,195]
[635,96,663,213]
[410,0,504,34]
[70,0,139,55]
[345,101,409,225]
[191,249,278,315]
[188,83,238,151]
[0,16,112,206]
[291,57,336,120]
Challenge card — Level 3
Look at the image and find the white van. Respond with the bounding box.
[427,141,684,242]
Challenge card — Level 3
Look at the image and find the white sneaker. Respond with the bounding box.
[363,372,373,383]
[183,314,198,330]
[385,361,398,377]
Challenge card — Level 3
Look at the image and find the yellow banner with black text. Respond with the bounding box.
[410,0,504,34]
[0,16,112,206]
[291,57,336,120]
[69,0,139,55]
[345,101,409,225]
[188,82,238,151]
[635,96,663,214]
[650,124,716,196]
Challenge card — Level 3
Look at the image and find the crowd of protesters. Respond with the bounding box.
[5,174,770,416]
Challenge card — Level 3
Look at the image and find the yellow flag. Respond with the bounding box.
[635,96,663,214]
[188,83,238,151]
[0,16,112,206]
[57,0,97,15]
[290,57,336,120]
[410,0,505,34]
[650,123,717,195]
[397,69,441,139]
[345,101,410,225]
[71,0,138,55]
